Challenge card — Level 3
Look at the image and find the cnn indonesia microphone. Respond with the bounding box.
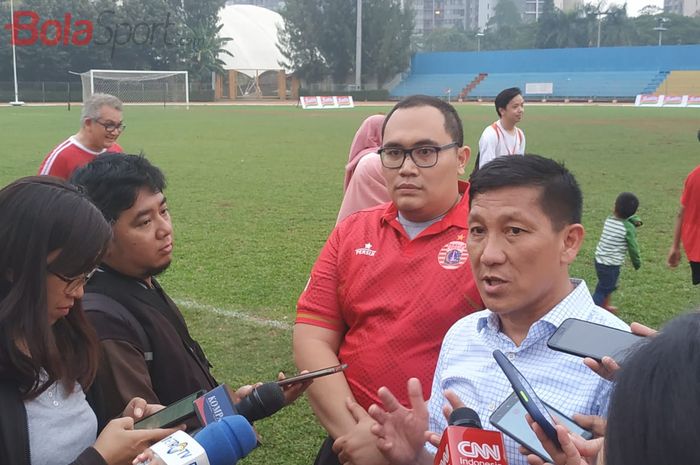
[435,407,508,465]
[137,415,257,465]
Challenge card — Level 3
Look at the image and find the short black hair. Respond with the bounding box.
[614,192,639,219]
[382,95,464,146]
[494,87,522,118]
[70,153,166,223]
[469,154,582,230]
[605,311,700,465]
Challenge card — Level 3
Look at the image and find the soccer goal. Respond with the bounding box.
[80,70,189,107]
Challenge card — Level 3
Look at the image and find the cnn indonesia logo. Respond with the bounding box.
[439,441,504,465]
[2,10,193,55]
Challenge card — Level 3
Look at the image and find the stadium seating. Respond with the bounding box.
[390,45,700,100]
[654,70,700,96]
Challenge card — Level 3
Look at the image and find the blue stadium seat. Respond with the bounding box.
[389,45,700,99]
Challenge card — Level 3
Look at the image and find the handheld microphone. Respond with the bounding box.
[434,407,509,465]
[138,415,257,465]
[194,382,286,426]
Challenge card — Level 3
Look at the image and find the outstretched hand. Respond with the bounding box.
[367,378,433,465]
[333,399,388,465]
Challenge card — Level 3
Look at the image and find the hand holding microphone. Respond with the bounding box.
[132,415,257,465]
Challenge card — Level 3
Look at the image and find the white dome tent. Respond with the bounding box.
[215,4,298,100]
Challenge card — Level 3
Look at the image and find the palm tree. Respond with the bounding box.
[187,23,233,79]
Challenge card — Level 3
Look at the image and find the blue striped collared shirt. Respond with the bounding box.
[426,279,629,465]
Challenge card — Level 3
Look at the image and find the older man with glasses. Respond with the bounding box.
[38,93,125,180]
[294,95,484,465]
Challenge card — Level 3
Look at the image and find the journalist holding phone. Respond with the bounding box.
[0,177,176,465]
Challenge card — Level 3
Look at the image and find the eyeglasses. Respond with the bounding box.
[93,119,126,133]
[378,142,459,169]
[50,267,98,294]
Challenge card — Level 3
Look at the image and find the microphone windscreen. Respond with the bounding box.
[194,415,257,465]
[236,382,286,422]
[449,407,482,429]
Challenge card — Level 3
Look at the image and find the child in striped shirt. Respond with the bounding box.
[593,192,642,312]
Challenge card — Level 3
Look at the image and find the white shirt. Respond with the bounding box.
[426,279,628,465]
[478,120,526,169]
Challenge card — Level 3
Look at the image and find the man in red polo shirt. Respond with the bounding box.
[294,95,483,465]
[38,93,125,180]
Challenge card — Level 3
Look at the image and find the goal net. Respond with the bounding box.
[80,70,189,106]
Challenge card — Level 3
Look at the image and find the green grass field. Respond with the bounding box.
[2,103,699,464]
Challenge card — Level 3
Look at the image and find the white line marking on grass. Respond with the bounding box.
[174,298,293,331]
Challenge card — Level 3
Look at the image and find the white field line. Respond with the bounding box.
[173,298,293,331]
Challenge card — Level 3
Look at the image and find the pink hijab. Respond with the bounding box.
[343,115,385,192]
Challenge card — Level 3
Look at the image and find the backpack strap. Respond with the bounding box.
[82,293,153,363]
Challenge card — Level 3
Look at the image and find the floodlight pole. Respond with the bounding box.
[9,0,24,106]
[653,18,668,46]
[355,0,362,89]
[476,31,485,52]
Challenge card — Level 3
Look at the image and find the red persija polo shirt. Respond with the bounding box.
[296,181,483,410]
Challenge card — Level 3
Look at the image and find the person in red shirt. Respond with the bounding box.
[294,95,483,465]
[38,93,125,180]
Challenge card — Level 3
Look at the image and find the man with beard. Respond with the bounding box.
[69,154,214,427]
[69,154,320,430]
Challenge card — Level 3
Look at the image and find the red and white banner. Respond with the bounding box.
[635,94,663,106]
[635,94,699,108]
[687,96,700,107]
[300,95,354,109]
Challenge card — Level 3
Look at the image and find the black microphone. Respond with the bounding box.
[449,407,482,428]
[194,382,286,426]
[434,407,509,465]
[234,382,286,422]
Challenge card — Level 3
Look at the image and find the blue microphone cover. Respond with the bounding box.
[194,415,257,465]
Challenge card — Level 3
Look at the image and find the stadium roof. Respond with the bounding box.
[218,4,289,77]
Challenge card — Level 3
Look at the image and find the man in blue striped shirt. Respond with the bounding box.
[364,155,628,465]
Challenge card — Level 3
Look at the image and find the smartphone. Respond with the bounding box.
[490,392,593,463]
[277,363,348,387]
[547,318,644,363]
[134,389,205,430]
[493,349,560,446]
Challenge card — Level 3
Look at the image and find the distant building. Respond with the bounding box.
[409,0,580,35]
[411,0,480,34]
[665,0,700,16]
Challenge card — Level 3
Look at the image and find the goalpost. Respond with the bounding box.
[80,70,189,107]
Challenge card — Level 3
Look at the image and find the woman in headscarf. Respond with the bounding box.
[337,114,389,224]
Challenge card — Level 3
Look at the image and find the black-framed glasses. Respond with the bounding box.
[50,267,98,294]
[93,119,126,133]
[378,142,459,169]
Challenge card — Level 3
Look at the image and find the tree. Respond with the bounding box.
[600,4,635,46]
[487,0,522,30]
[536,5,591,48]
[362,1,414,85]
[278,0,413,86]
[423,28,474,52]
